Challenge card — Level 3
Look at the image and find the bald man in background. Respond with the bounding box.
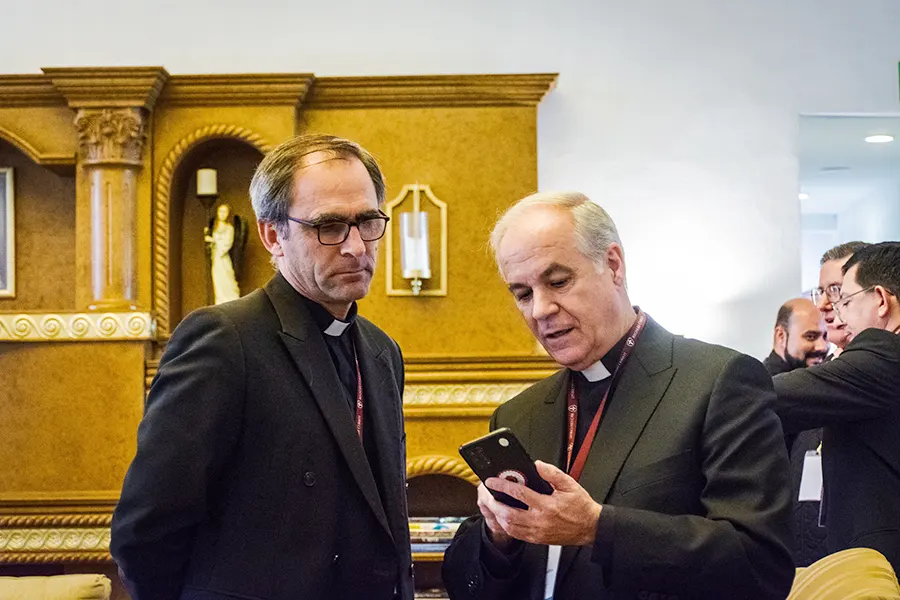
[763,298,828,377]
[762,297,829,567]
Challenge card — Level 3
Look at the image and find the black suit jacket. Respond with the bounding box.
[443,318,794,600]
[111,274,414,600]
[773,327,900,572]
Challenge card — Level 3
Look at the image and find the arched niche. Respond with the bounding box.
[153,126,272,336]
[0,137,76,311]
[406,455,478,518]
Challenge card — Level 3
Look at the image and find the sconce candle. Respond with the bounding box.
[400,211,431,295]
[197,168,218,196]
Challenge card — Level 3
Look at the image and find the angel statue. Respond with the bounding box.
[203,203,248,305]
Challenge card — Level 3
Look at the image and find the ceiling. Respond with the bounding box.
[799,116,900,215]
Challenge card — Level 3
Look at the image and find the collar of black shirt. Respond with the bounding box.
[574,332,630,389]
[299,294,358,337]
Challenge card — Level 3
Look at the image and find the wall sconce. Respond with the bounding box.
[196,167,219,219]
[385,183,447,297]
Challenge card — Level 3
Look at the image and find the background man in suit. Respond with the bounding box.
[774,241,900,573]
[443,192,794,600]
[812,241,871,358]
[763,298,828,376]
[111,135,413,600]
[763,298,828,567]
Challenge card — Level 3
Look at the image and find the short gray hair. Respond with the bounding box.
[249,134,385,237]
[489,191,623,270]
[820,241,870,266]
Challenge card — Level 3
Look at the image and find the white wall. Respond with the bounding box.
[837,186,900,245]
[4,0,900,358]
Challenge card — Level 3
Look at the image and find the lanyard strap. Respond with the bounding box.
[354,351,364,441]
[565,311,647,481]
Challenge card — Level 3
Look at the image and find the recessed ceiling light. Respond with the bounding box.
[864,134,894,143]
[798,193,810,200]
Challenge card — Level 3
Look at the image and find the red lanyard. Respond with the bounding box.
[354,351,364,441]
[565,311,647,481]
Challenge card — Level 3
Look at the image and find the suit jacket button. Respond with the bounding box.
[303,471,316,486]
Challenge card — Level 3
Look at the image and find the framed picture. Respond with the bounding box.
[0,167,14,298]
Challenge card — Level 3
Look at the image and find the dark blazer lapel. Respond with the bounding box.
[265,275,393,540]
[354,320,402,545]
[557,317,677,584]
[527,370,569,469]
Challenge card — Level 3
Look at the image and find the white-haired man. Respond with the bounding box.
[443,192,794,600]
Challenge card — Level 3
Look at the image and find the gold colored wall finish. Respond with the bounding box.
[0,342,144,493]
[0,141,76,311]
[302,104,539,356]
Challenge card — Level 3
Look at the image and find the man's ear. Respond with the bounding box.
[606,243,627,286]
[874,285,895,319]
[258,221,284,257]
[774,325,788,354]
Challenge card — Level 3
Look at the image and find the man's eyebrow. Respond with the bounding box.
[308,209,381,223]
[540,263,573,279]
[506,264,573,292]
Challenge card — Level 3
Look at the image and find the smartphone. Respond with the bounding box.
[459,427,553,510]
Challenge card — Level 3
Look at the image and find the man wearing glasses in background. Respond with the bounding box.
[774,242,900,573]
[111,135,414,600]
[812,241,871,359]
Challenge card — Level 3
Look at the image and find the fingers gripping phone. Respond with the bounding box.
[459,428,553,510]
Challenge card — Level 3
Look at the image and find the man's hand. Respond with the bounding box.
[477,483,516,551]
[483,460,602,547]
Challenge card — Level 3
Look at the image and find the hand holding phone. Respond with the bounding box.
[459,428,553,510]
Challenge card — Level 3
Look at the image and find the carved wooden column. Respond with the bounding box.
[74,108,146,309]
[44,67,168,310]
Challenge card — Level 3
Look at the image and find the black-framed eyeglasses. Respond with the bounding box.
[286,211,390,246]
[811,284,842,305]
[832,285,876,320]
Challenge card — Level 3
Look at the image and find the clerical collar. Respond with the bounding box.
[576,333,629,382]
[300,294,358,337]
[580,359,611,382]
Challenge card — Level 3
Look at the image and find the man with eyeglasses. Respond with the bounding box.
[112,135,413,600]
[812,241,870,358]
[773,242,900,573]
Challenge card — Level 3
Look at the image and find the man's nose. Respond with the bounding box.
[815,337,828,353]
[340,226,366,257]
[531,290,558,321]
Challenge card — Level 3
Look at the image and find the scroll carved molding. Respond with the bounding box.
[407,454,479,485]
[153,124,273,337]
[404,383,531,406]
[0,311,154,341]
[0,527,110,553]
[74,107,147,166]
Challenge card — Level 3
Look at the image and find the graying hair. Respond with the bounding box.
[249,134,385,238]
[489,191,623,271]
[820,241,870,266]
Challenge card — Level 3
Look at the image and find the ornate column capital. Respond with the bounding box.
[74,107,147,166]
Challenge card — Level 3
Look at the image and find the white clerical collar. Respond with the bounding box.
[323,319,351,337]
[580,359,612,382]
